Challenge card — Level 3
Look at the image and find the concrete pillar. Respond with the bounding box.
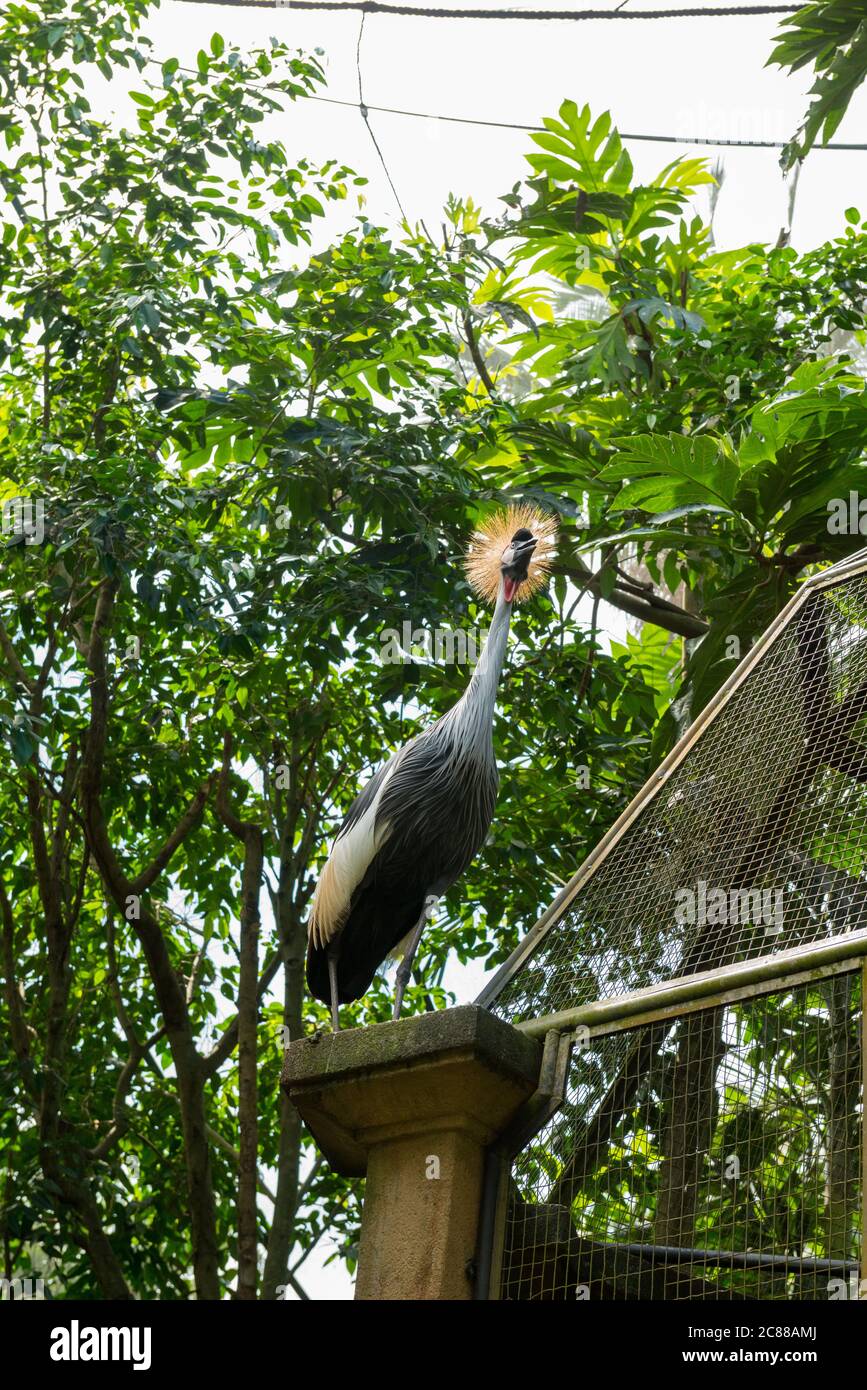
[281,1004,542,1300]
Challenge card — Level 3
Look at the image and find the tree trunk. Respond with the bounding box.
[261,903,307,1299]
[654,1008,726,1296]
[235,826,263,1300]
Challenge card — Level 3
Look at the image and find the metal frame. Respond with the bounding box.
[590,1244,857,1276]
[480,934,867,1300]
[477,549,867,1011]
[474,1028,573,1300]
[514,931,867,1039]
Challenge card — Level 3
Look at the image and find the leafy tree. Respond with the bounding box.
[0,2,656,1298]
[460,101,867,737]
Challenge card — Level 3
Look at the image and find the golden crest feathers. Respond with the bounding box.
[464,504,558,606]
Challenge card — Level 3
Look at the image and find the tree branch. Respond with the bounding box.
[0,879,37,1099]
[130,775,216,894]
[79,577,221,1300]
[462,311,497,397]
[202,949,282,1077]
[553,561,710,639]
[0,618,36,695]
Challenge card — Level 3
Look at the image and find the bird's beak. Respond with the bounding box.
[513,536,538,563]
[502,536,538,603]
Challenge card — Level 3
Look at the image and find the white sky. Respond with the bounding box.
[97,0,867,1299]
[139,0,867,252]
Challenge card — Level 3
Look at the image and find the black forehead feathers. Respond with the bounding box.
[510,527,534,545]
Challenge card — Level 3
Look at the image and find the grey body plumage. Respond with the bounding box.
[306,517,553,1027]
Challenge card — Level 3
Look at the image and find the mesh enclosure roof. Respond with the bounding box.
[485,556,867,1025]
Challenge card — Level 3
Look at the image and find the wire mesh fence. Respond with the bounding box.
[490,568,867,1028]
[497,972,863,1301]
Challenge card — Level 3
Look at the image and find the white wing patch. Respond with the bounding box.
[308,761,397,949]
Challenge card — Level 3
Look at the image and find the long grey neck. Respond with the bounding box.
[442,580,512,755]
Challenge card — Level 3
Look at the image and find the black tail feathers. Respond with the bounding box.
[305,887,424,1006]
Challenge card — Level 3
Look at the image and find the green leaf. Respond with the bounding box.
[10,726,36,765]
[603,435,739,515]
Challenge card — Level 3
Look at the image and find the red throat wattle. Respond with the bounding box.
[503,576,519,603]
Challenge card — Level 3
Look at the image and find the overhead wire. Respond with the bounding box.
[305,92,867,151]
[173,1,802,20]
[353,10,408,218]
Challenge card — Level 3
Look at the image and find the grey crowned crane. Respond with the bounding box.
[306,505,557,1028]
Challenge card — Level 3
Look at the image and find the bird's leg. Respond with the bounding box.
[393,895,438,1022]
[327,944,341,1033]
